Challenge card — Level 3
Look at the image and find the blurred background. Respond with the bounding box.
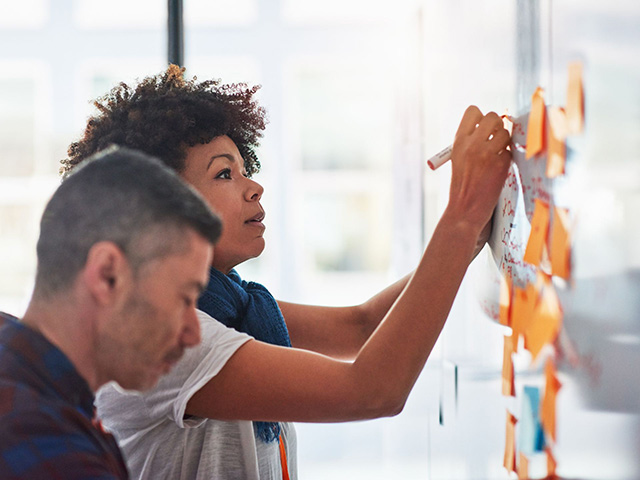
[1,0,639,478]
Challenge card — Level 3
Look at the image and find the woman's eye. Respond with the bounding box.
[215,169,232,179]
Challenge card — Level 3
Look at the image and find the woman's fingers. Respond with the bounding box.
[489,127,511,153]
[456,105,484,138]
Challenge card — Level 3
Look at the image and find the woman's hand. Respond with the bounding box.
[447,106,512,233]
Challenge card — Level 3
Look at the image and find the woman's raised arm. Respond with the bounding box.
[186,106,512,423]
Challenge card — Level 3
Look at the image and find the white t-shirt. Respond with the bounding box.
[95,310,298,480]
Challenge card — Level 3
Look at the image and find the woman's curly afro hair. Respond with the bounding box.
[61,64,267,178]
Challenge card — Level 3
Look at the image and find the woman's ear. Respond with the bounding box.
[82,241,131,306]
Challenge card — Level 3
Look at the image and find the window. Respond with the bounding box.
[0,0,48,29]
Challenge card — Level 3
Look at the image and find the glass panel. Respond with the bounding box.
[73,0,165,29]
[420,1,640,479]
[301,185,391,273]
[0,78,36,176]
[0,204,39,297]
[283,0,398,25]
[0,0,48,28]
[185,0,257,27]
[293,61,393,170]
[73,59,165,127]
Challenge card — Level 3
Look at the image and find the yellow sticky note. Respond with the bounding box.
[525,284,562,362]
[547,106,567,178]
[502,335,516,397]
[526,87,546,159]
[504,411,518,474]
[499,275,512,327]
[524,199,550,266]
[541,359,562,442]
[566,61,585,134]
[551,207,572,280]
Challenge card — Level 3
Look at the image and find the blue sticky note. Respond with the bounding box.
[519,385,545,455]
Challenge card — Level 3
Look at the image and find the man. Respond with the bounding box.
[0,147,243,479]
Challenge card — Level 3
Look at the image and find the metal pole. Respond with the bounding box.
[515,0,540,115]
[168,0,184,66]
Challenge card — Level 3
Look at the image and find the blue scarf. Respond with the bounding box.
[197,268,291,443]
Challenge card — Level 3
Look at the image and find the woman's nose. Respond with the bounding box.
[246,178,263,201]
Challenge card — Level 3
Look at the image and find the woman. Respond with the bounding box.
[62,65,511,479]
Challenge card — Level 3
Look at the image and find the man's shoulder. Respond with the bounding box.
[0,383,127,479]
[0,379,92,436]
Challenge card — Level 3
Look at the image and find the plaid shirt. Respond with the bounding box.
[0,312,128,479]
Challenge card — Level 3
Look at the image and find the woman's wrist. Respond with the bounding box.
[439,204,488,240]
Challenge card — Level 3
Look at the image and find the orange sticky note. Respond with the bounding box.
[526,87,546,159]
[546,106,567,178]
[499,275,512,327]
[566,61,584,134]
[504,411,518,474]
[535,269,552,290]
[551,207,571,279]
[524,199,550,266]
[511,282,538,352]
[502,335,516,396]
[541,359,562,442]
[525,284,562,361]
[518,452,530,479]
[546,447,557,476]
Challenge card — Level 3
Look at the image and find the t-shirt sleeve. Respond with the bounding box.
[96,310,252,431]
[166,310,252,427]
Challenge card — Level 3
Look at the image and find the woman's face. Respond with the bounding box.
[181,136,265,274]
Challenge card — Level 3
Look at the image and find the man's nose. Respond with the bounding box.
[182,307,201,347]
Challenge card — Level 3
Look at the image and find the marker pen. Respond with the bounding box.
[426,144,453,170]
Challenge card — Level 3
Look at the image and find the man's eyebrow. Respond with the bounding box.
[206,154,235,171]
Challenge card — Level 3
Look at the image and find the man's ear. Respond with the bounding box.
[82,241,131,306]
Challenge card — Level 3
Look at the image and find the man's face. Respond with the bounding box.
[98,229,212,391]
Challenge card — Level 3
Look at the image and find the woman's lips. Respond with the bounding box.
[246,211,265,227]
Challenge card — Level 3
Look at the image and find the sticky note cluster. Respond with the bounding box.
[500,61,585,477]
[525,61,584,177]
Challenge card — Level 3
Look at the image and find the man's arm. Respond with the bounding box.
[186,106,511,423]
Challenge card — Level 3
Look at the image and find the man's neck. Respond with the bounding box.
[22,295,101,392]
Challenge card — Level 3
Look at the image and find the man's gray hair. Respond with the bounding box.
[34,146,222,297]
